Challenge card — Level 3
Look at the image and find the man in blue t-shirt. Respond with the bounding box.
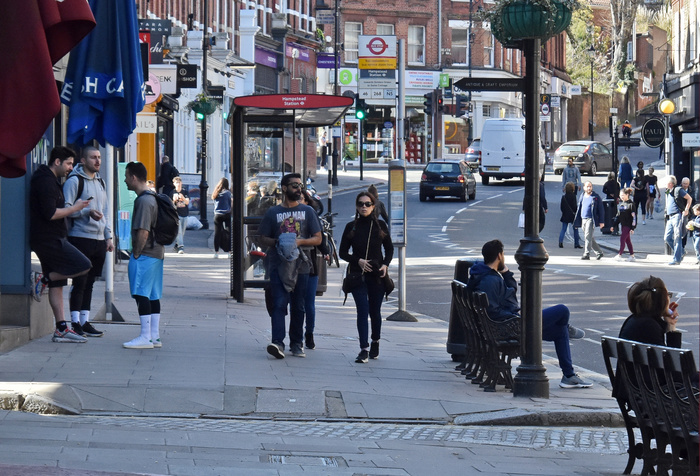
[574,181,605,260]
[664,175,692,265]
[258,173,322,359]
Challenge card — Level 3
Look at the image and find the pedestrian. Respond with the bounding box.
[664,175,692,265]
[539,172,548,232]
[258,173,322,359]
[573,181,605,260]
[603,171,621,235]
[300,189,328,350]
[319,131,328,169]
[561,158,582,194]
[339,191,394,364]
[687,204,700,265]
[29,146,92,343]
[621,120,632,138]
[631,169,647,225]
[367,184,389,224]
[618,156,633,188]
[170,176,190,254]
[466,240,591,389]
[156,155,178,196]
[123,162,165,349]
[680,177,694,251]
[558,182,581,248]
[613,188,636,261]
[212,177,232,259]
[63,146,114,338]
[645,167,658,220]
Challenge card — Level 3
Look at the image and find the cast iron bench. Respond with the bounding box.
[601,336,698,476]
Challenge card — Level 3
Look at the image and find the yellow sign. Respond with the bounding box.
[358,57,397,69]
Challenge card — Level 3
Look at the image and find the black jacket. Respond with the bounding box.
[339,216,393,276]
[29,165,66,242]
[559,191,577,224]
[619,314,682,348]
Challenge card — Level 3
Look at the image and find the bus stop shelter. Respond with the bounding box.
[229,94,353,301]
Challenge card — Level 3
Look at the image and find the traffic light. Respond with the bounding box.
[455,95,469,117]
[195,112,205,121]
[355,98,367,120]
[423,92,433,116]
[436,93,444,113]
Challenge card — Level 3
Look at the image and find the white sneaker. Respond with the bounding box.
[213,252,219,259]
[123,335,154,349]
[151,338,162,348]
[627,255,636,262]
[614,254,623,261]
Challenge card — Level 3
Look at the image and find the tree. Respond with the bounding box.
[609,0,642,91]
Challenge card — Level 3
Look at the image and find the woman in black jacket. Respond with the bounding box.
[619,276,681,348]
[558,182,581,248]
[632,169,648,225]
[339,192,394,363]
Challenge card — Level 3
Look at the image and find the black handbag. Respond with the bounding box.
[382,272,395,300]
[342,272,363,295]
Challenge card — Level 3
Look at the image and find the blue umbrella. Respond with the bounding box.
[60,0,145,147]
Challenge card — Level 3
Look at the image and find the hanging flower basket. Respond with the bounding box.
[185,93,220,116]
[502,1,571,39]
[482,0,578,46]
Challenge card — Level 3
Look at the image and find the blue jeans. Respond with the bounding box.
[694,234,700,261]
[305,274,319,336]
[664,213,683,263]
[542,304,575,378]
[175,216,187,249]
[558,222,580,246]
[351,275,385,349]
[269,270,309,348]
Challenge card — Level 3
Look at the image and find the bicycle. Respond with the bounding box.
[320,212,340,267]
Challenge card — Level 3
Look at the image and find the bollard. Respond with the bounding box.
[446,258,475,361]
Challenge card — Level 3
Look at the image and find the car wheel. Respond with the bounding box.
[481,175,490,186]
[589,162,597,176]
[468,188,476,200]
[419,191,427,202]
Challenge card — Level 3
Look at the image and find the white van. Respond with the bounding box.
[479,118,543,185]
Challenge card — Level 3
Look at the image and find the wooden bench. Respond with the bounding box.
[452,280,521,392]
[601,336,699,476]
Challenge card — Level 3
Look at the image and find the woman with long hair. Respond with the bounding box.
[558,181,581,248]
[211,177,232,259]
[339,191,394,363]
[632,169,648,225]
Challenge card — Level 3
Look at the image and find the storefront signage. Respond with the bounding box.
[233,94,354,109]
[454,77,524,91]
[641,118,665,148]
[145,72,161,104]
[285,43,310,62]
[135,113,157,134]
[255,47,278,68]
[149,64,177,94]
[317,53,339,69]
[177,64,198,89]
[682,133,700,147]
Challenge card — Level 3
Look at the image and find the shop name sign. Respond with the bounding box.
[641,118,665,148]
[454,77,524,91]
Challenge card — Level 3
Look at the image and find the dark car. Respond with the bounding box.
[552,141,615,176]
[419,160,476,202]
[464,138,481,169]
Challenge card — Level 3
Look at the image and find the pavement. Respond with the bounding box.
[0,164,686,475]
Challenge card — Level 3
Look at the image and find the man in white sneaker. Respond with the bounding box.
[467,240,593,389]
[123,162,164,349]
[63,146,114,338]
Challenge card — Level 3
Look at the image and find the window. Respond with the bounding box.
[451,28,468,65]
[482,104,491,117]
[377,23,394,35]
[344,22,362,63]
[483,32,494,67]
[408,25,425,65]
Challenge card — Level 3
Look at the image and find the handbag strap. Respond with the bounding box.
[361,221,373,275]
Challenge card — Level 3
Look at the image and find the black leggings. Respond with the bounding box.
[634,193,647,218]
[213,213,230,252]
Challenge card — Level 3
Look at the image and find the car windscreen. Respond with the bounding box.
[425,163,460,174]
[557,144,586,155]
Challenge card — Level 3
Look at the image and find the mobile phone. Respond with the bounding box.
[86,196,94,201]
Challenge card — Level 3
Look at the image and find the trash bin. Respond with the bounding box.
[602,199,616,235]
[315,253,327,296]
[447,259,474,361]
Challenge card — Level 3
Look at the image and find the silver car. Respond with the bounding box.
[552,141,615,176]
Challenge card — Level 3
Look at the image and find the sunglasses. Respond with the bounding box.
[357,201,374,208]
[286,182,304,189]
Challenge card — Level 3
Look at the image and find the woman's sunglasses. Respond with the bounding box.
[357,201,374,208]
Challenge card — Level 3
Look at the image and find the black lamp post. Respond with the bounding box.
[587,45,595,141]
[199,0,210,229]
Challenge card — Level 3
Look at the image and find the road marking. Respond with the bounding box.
[486,194,502,200]
[446,216,454,223]
[456,207,467,213]
[469,200,482,206]
[441,226,447,232]
[508,187,525,194]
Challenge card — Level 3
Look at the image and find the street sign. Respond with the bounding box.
[315,9,335,24]
[453,77,524,91]
[641,118,665,148]
[618,137,641,148]
[682,133,700,147]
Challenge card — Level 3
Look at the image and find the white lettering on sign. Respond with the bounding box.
[281,96,307,107]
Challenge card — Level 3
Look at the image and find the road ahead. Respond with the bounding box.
[330,160,698,378]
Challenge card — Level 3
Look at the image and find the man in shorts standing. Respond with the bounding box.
[29,146,92,343]
[123,162,164,349]
[63,146,114,337]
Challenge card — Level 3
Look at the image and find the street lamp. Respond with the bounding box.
[587,45,595,141]
[659,98,676,173]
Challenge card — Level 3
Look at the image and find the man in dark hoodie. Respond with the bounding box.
[466,239,592,389]
[29,146,93,343]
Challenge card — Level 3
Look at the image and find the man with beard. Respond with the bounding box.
[258,173,322,359]
[63,146,114,337]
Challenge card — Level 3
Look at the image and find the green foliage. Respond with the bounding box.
[566,7,611,94]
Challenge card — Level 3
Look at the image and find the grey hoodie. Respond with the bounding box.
[63,164,112,241]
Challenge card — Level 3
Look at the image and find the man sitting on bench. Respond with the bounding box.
[467,239,592,389]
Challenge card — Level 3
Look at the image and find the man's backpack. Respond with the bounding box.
[147,191,179,246]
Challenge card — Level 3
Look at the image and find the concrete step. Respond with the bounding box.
[0,325,30,353]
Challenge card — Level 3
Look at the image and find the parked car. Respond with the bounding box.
[552,141,615,176]
[419,160,476,202]
[464,138,481,169]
